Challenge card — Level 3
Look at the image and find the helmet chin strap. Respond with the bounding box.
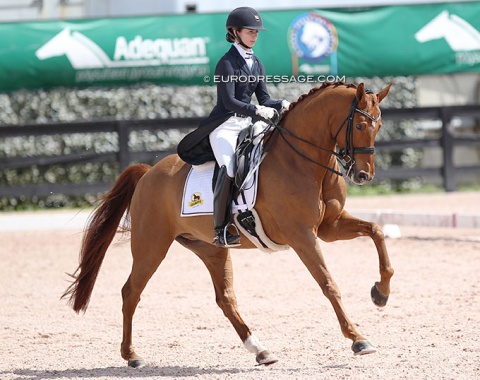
[234,30,253,50]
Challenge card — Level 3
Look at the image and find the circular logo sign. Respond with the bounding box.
[288,13,338,62]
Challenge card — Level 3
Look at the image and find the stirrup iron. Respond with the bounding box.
[214,223,241,247]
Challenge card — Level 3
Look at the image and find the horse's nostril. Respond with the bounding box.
[358,171,369,181]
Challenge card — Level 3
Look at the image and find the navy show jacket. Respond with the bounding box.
[177,45,283,166]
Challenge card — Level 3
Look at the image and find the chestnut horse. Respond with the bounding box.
[63,82,394,368]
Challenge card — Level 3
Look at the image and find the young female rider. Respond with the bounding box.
[177,7,290,247]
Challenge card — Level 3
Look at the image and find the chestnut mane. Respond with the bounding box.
[282,81,358,118]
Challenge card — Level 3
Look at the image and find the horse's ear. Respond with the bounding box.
[355,83,367,108]
[377,83,392,104]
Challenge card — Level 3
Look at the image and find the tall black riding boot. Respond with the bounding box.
[213,165,241,247]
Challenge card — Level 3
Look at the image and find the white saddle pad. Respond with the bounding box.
[181,161,258,217]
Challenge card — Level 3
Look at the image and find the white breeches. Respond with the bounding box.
[209,115,252,178]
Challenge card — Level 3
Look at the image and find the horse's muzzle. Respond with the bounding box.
[351,169,373,185]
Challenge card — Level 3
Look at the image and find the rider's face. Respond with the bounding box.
[236,28,258,48]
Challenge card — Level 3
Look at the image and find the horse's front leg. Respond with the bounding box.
[318,209,394,308]
[291,233,376,355]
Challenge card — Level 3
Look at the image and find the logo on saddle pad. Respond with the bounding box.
[188,192,204,208]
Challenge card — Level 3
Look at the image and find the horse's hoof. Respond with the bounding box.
[371,284,389,307]
[256,350,279,366]
[352,340,377,355]
[128,359,146,368]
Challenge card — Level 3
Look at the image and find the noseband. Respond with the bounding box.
[269,93,380,177]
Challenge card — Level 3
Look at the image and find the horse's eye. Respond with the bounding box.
[356,124,364,131]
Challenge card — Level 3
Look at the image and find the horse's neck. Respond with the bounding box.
[262,115,341,209]
[272,108,337,176]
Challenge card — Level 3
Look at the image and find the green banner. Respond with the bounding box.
[0,2,480,91]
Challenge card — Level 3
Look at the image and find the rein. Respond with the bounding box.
[273,94,379,177]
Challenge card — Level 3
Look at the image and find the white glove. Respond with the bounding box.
[252,121,269,145]
[255,105,276,120]
[281,99,291,111]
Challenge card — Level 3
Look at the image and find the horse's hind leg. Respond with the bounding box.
[318,210,394,308]
[121,228,174,368]
[176,236,278,366]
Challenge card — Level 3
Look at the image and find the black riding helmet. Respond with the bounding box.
[225,7,266,47]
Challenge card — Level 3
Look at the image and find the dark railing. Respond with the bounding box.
[0,118,198,197]
[378,105,480,191]
[0,105,479,197]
